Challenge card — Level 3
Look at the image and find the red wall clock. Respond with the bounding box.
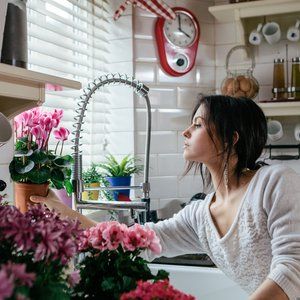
[155,7,200,77]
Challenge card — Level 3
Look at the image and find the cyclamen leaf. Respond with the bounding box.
[9,160,24,181]
[27,167,50,184]
[15,160,35,174]
[31,150,48,163]
[14,149,33,157]
[53,157,71,167]
[51,169,65,182]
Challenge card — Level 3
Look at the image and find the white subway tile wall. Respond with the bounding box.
[132,0,300,217]
[133,1,215,215]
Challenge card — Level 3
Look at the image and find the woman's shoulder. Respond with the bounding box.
[255,163,299,180]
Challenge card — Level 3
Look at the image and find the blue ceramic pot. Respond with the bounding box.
[106,176,131,201]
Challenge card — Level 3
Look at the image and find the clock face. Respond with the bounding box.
[163,11,197,47]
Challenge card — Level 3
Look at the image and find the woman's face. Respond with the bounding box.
[182,105,221,164]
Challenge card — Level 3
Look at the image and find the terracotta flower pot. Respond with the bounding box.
[82,182,100,201]
[14,182,49,213]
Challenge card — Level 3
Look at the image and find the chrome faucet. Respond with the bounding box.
[71,74,152,223]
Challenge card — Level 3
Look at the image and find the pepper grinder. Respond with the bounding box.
[1,0,28,68]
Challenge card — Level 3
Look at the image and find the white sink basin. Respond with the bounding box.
[149,264,248,300]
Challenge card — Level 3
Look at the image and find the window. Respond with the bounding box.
[27,0,110,166]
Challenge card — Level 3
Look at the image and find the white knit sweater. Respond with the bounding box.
[144,165,300,299]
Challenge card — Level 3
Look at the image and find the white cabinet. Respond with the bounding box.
[209,0,300,117]
[0,63,81,119]
[259,101,300,117]
[209,0,300,45]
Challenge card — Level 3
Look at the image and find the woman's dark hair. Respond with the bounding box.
[184,94,267,188]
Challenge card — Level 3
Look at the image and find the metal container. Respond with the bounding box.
[291,57,300,99]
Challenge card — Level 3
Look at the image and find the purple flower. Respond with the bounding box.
[0,268,13,300]
[2,262,36,287]
[68,270,81,288]
[0,262,36,300]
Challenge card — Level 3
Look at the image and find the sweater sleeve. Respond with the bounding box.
[142,201,205,262]
[263,166,300,299]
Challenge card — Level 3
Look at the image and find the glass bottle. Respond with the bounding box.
[272,58,286,100]
[291,57,300,99]
[1,0,28,68]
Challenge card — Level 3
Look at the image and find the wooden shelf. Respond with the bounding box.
[208,0,300,44]
[258,101,300,117]
[0,63,82,119]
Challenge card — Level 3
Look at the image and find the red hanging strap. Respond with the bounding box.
[114,0,176,21]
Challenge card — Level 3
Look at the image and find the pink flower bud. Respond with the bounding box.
[53,127,70,141]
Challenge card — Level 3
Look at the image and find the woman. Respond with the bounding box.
[31,95,300,299]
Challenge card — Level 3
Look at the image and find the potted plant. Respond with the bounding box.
[0,200,83,299]
[82,163,112,201]
[98,154,143,201]
[71,221,168,299]
[9,107,73,213]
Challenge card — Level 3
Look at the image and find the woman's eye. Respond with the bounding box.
[194,123,201,128]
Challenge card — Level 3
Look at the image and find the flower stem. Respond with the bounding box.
[60,141,64,156]
[55,141,60,155]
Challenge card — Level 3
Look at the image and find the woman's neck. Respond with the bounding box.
[207,159,254,203]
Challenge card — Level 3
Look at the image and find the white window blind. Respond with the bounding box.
[27,0,110,166]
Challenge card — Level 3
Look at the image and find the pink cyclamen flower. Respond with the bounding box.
[40,116,53,132]
[20,111,33,127]
[53,127,70,141]
[31,125,47,149]
[51,109,64,128]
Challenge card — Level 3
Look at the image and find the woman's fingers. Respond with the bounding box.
[30,189,58,203]
[30,195,46,203]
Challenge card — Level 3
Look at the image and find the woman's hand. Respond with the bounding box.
[30,189,66,213]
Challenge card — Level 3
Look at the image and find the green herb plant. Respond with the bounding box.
[98,154,143,177]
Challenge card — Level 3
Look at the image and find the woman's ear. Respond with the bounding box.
[233,131,239,146]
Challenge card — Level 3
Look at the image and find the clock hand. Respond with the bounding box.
[179,29,191,39]
[178,14,182,31]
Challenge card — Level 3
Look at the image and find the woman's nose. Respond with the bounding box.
[182,127,191,138]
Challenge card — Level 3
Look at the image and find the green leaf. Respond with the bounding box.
[48,153,56,161]
[15,160,35,174]
[9,160,24,181]
[155,269,169,280]
[51,179,64,190]
[31,150,49,163]
[14,149,33,157]
[64,180,73,195]
[27,167,50,184]
[15,137,28,151]
[53,157,71,167]
[51,169,65,182]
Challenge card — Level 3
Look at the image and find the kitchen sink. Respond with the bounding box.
[149,264,248,300]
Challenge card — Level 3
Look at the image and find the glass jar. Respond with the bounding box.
[291,57,300,99]
[1,0,28,68]
[272,58,286,100]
